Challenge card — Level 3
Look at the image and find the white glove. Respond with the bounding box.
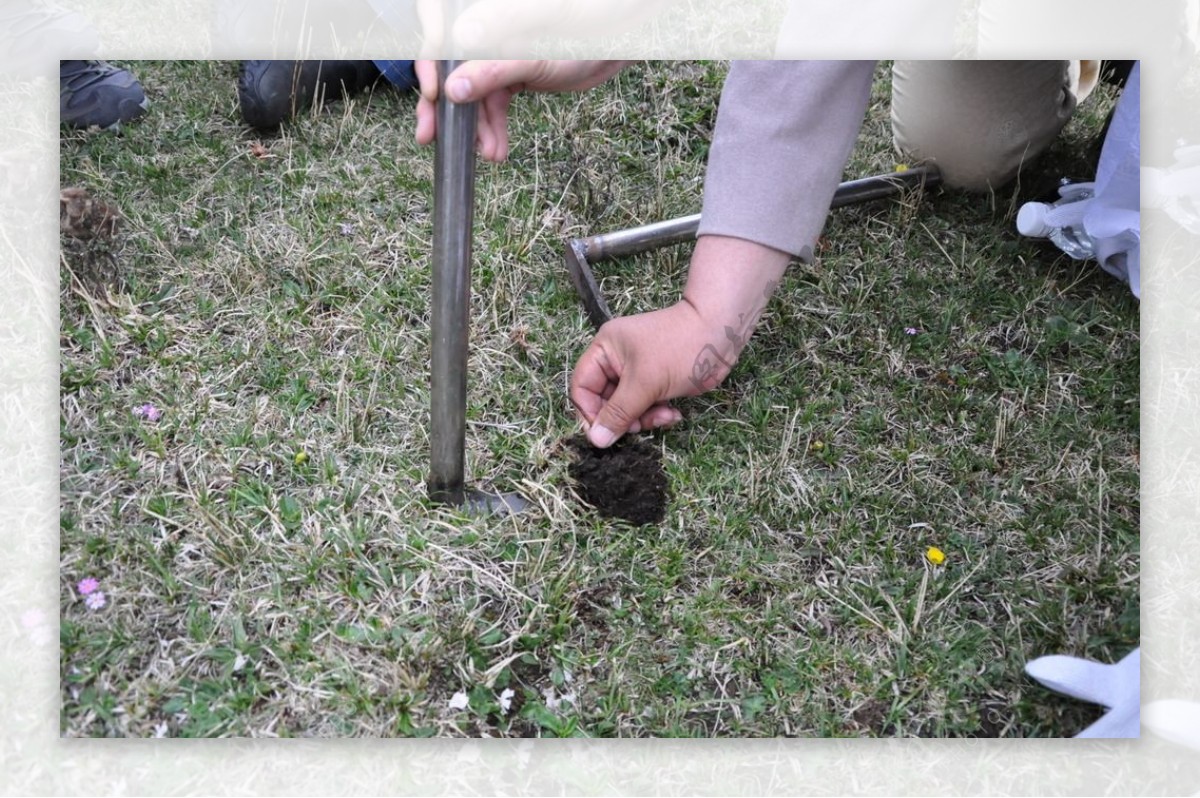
[1024,648,1140,738]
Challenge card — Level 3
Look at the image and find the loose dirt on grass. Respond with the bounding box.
[567,434,670,525]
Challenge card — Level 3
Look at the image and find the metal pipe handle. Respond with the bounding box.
[428,59,477,506]
[580,164,941,262]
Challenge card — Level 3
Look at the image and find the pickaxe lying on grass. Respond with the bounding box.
[565,165,942,330]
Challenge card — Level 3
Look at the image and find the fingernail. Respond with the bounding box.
[589,424,617,449]
[446,77,472,103]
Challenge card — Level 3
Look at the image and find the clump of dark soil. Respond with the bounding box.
[567,435,670,525]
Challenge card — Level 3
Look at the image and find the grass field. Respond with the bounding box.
[59,60,1139,738]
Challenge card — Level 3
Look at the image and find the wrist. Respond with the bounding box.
[682,235,789,318]
[669,299,739,393]
[680,234,790,364]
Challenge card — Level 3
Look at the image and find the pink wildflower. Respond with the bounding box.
[133,403,162,422]
[77,577,99,595]
[84,591,107,610]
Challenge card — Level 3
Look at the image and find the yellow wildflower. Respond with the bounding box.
[925,546,946,566]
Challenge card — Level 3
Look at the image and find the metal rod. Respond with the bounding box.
[579,164,942,262]
[428,58,477,506]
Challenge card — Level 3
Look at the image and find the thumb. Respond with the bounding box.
[441,61,545,104]
[588,375,655,449]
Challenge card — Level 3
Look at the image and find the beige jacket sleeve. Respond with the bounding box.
[696,60,876,262]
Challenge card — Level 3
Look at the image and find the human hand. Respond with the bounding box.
[569,301,712,448]
[414,60,630,162]
[570,235,792,448]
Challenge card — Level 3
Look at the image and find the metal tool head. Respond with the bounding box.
[464,489,531,516]
[565,237,614,330]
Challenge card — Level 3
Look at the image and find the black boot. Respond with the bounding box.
[237,60,382,132]
[61,60,148,130]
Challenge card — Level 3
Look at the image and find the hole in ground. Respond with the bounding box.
[567,434,670,525]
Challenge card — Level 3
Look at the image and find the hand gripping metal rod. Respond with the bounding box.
[427,57,529,515]
[428,58,477,506]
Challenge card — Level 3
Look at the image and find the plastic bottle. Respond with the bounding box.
[1016,180,1096,260]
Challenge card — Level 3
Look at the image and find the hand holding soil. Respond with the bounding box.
[570,234,790,448]
[569,302,704,448]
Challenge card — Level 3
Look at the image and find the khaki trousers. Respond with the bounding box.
[891,60,1100,191]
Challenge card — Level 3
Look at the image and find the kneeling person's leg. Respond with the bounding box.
[891,60,1095,192]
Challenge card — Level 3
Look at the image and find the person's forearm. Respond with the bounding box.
[697,60,875,258]
[679,234,791,391]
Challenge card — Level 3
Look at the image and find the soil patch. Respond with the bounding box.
[567,435,670,525]
[850,698,891,734]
